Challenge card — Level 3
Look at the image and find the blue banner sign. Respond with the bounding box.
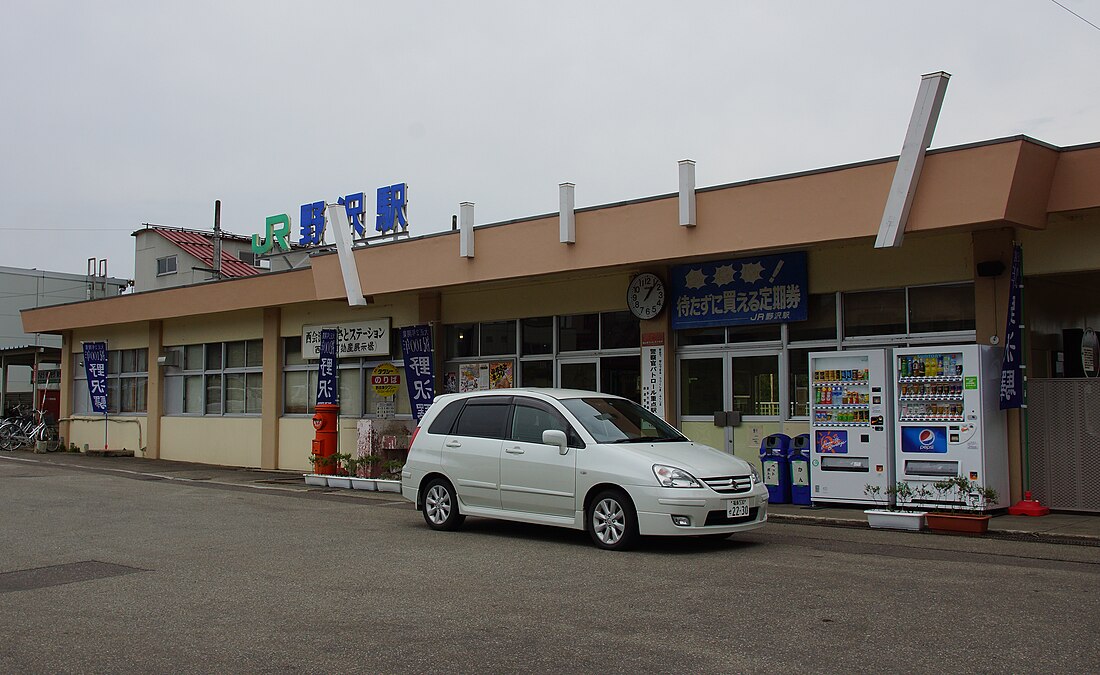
[82,341,109,414]
[317,328,338,405]
[900,426,948,454]
[670,252,808,329]
[400,325,436,421]
[999,245,1024,410]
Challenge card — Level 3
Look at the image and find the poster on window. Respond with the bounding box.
[489,362,513,389]
[460,363,488,392]
[670,251,807,329]
[642,345,665,417]
[316,329,338,405]
[399,324,436,421]
[82,341,108,414]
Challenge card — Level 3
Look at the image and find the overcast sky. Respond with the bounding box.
[2,0,1098,281]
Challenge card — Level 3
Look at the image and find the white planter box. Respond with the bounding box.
[350,477,377,491]
[304,474,327,486]
[376,479,402,493]
[865,509,926,531]
[326,476,353,489]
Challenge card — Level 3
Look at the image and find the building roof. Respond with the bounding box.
[138,225,261,279]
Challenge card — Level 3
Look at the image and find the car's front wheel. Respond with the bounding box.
[587,489,638,551]
[422,478,465,531]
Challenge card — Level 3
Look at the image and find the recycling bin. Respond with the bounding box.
[789,434,812,505]
[759,433,792,504]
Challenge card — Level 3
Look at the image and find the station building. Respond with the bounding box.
[20,135,1100,510]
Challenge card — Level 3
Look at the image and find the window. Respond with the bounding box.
[558,314,599,352]
[73,348,148,414]
[732,355,779,417]
[511,402,565,444]
[843,289,907,337]
[679,357,723,417]
[789,294,838,342]
[521,317,553,355]
[165,340,262,415]
[600,311,640,350]
[282,336,409,417]
[908,284,975,333]
[453,399,511,439]
[156,256,177,276]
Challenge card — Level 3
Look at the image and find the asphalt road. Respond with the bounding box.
[1,456,1097,674]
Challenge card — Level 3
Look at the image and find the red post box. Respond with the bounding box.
[311,403,340,474]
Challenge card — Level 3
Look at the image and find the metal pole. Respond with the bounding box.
[213,200,223,280]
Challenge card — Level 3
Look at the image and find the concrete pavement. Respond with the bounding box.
[3,449,1097,547]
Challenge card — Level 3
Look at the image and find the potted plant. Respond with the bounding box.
[863,481,928,531]
[375,459,405,493]
[324,452,354,489]
[304,452,337,486]
[924,476,997,534]
[347,454,377,491]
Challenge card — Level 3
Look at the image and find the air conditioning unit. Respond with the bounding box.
[157,351,180,367]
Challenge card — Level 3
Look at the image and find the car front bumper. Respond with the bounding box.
[627,483,769,536]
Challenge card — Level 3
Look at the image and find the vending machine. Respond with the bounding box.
[808,349,894,505]
[892,344,1009,511]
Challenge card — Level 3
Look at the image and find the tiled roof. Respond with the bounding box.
[151,228,261,278]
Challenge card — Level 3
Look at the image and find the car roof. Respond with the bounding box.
[438,388,624,403]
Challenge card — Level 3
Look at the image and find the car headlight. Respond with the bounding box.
[749,464,760,486]
[653,464,701,488]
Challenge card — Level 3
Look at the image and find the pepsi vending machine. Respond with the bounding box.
[808,349,894,505]
[893,344,1009,510]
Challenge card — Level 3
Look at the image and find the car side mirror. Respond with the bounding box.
[543,429,569,455]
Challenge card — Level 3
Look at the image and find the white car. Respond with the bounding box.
[401,389,768,550]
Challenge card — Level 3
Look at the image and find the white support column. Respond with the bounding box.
[875,71,951,249]
[326,203,369,307]
[679,160,696,227]
[460,202,475,258]
[559,183,575,244]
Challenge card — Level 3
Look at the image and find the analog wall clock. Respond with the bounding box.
[627,273,665,320]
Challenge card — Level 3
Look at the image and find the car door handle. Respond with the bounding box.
[445,440,462,448]
[505,447,525,455]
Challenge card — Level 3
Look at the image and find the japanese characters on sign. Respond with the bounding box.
[999,245,1024,409]
[642,340,665,418]
[399,324,436,421]
[316,329,338,405]
[82,341,109,414]
[252,183,410,254]
[302,319,391,359]
[670,252,808,329]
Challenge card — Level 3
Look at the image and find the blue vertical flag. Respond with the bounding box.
[317,328,338,405]
[1000,245,1024,409]
[82,341,109,414]
[399,325,436,421]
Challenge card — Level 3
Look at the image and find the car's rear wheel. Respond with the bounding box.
[587,489,638,551]
[422,478,465,531]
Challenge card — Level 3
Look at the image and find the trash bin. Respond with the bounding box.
[789,434,812,505]
[759,433,792,504]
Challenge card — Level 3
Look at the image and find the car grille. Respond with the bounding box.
[701,475,754,494]
[704,507,760,526]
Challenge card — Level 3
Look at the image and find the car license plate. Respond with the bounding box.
[726,499,749,518]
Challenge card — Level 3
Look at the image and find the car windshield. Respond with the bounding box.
[561,397,687,444]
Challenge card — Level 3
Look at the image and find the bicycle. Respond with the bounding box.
[0,408,58,451]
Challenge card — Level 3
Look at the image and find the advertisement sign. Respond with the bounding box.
[901,426,948,454]
[316,329,338,405]
[370,363,401,397]
[642,344,665,417]
[302,319,390,359]
[82,341,109,414]
[815,429,848,454]
[399,325,436,421]
[999,244,1024,409]
[670,252,808,329]
[252,183,410,253]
